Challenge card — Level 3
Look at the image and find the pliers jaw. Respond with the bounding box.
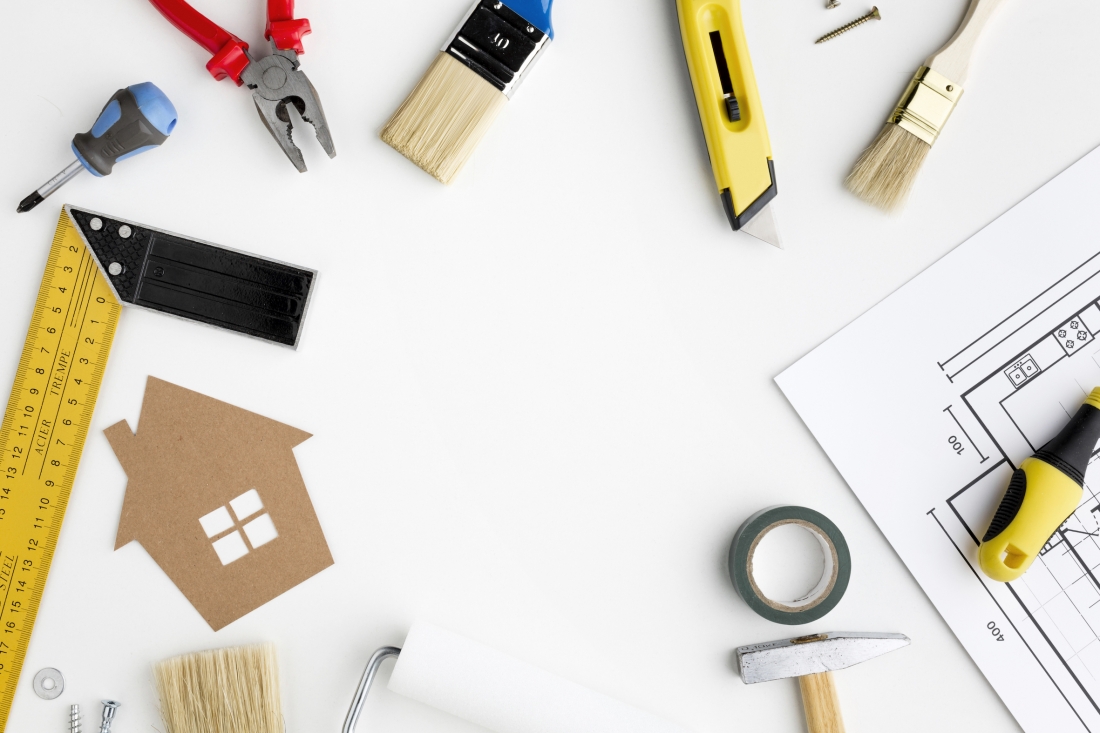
[242,42,335,172]
[147,0,334,171]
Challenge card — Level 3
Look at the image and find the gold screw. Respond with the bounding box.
[826,0,840,8]
[816,6,881,44]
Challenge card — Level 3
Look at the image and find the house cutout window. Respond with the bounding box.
[198,489,279,565]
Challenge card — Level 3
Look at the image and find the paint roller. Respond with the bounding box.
[342,624,691,733]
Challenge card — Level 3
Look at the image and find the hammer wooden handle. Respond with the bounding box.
[798,671,845,733]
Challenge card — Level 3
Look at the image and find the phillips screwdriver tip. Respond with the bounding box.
[17,192,43,214]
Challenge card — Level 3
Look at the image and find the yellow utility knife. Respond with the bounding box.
[677,0,780,247]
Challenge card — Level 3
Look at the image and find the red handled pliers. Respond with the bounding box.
[148,0,335,172]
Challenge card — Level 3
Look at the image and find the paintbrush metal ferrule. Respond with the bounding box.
[888,66,963,146]
[442,0,551,98]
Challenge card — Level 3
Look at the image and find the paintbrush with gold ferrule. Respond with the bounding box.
[846,0,1010,211]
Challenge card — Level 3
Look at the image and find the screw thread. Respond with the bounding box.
[70,704,82,733]
[816,6,880,43]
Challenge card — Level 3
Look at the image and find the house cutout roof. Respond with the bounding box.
[105,376,333,630]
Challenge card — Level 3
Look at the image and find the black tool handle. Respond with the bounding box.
[71,84,176,176]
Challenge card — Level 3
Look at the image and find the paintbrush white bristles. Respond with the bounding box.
[846,123,931,211]
[845,0,1008,211]
[155,643,283,733]
[381,53,508,184]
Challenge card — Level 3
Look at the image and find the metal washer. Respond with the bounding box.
[32,667,64,699]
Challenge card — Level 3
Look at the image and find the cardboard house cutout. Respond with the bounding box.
[105,377,333,630]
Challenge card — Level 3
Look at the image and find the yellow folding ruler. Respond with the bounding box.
[0,212,119,728]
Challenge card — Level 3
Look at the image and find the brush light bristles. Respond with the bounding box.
[155,644,282,733]
[381,53,508,184]
[846,123,932,211]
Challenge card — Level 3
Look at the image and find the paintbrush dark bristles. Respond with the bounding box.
[846,124,931,211]
[381,53,507,184]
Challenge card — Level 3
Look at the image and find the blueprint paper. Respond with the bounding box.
[777,146,1100,733]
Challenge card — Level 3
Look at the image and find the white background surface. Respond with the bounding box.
[3,0,1100,732]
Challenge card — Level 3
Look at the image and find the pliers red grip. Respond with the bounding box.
[148,0,312,84]
[267,0,312,58]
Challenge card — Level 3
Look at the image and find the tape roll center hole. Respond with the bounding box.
[751,523,832,606]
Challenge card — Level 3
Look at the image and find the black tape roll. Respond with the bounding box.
[728,506,851,625]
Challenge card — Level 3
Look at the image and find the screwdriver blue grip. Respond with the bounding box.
[72,82,177,177]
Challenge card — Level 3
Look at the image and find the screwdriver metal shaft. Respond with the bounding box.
[17,161,84,213]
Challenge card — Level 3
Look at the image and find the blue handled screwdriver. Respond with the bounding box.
[18,82,177,213]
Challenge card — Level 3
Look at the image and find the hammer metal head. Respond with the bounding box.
[736,631,909,684]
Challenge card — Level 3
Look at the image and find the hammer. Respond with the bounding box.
[735,631,909,733]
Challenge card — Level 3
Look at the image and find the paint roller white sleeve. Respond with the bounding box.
[387,624,691,733]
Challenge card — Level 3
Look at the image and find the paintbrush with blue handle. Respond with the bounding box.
[381,0,554,184]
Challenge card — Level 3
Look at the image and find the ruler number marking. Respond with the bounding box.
[35,252,94,475]
[37,277,99,480]
[0,213,119,725]
[0,554,19,647]
[13,246,86,476]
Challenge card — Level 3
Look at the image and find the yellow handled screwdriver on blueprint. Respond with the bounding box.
[676,0,780,247]
[980,388,1100,582]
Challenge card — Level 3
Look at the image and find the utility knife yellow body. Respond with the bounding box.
[677,0,780,247]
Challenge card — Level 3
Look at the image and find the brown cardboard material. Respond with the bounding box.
[105,376,333,630]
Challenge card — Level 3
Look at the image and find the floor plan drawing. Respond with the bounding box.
[932,247,1100,732]
[776,145,1100,733]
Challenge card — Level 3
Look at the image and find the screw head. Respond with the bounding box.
[870,5,881,18]
[118,225,131,238]
[90,217,103,231]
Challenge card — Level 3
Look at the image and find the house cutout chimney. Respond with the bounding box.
[105,377,333,630]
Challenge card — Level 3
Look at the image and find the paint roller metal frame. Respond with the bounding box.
[340,627,691,733]
[342,647,401,733]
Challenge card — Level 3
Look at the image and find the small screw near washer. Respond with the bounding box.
[70,704,82,733]
[98,700,120,733]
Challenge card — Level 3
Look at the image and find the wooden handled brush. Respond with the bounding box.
[846,0,1010,210]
